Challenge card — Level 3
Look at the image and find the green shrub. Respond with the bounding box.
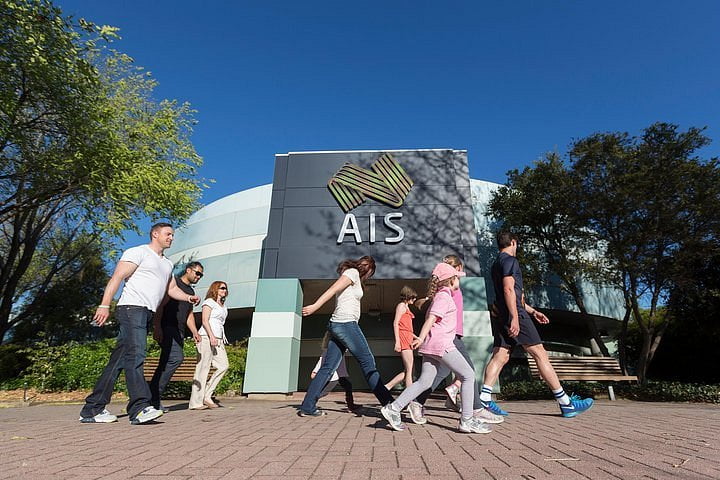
[0,344,31,388]
[617,381,720,403]
[498,380,720,403]
[4,337,248,396]
[160,340,248,398]
[215,341,247,395]
[20,339,120,392]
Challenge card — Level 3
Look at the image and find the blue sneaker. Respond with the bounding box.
[560,395,594,418]
[480,400,509,416]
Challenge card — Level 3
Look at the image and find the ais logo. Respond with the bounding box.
[328,153,413,244]
[327,153,413,212]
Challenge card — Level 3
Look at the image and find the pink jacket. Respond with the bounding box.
[419,287,458,357]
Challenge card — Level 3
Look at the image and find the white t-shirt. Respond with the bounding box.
[199,298,228,340]
[117,245,174,312]
[330,268,363,323]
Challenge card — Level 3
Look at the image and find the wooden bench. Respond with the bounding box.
[527,355,637,400]
[143,357,214,382]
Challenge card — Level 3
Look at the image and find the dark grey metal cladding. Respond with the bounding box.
[262,149,479,279]
[272,154,289,190]
[263,208,284,250]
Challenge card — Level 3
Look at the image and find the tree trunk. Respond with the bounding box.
[636,330,654,385]
[617,306,632,374]
[566,281,610,356]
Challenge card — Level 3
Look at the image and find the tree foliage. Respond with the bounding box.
[0,0,205,342]
[571,123,720,383]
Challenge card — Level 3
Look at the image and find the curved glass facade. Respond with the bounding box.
[167,184,271,309]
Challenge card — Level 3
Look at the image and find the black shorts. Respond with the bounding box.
[491,313,542,349]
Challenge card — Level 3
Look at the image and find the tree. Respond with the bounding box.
[8,232,112,345]
[649,246,720,383]
[0,0,204,342]
[488,153,612,356]
[570,122,720,383]
[489,123,720,383]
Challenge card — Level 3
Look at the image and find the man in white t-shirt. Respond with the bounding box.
[79,223,200,425]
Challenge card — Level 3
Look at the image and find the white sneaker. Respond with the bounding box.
[380,405,405,431]
[445,383,460,407]
[79,409,118,423]
[407,401,427,425]
[458,416,492,434]
[473,408,505,424]
[131,406,163,425]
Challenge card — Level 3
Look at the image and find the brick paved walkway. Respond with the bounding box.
[0,393,718,479]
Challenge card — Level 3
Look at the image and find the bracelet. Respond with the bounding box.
[98,305,110,309]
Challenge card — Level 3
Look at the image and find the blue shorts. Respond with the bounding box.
[491,312,542,349]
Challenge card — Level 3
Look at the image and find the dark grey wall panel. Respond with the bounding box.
[272,154,289,190]
[263,149,480,280]
[263,208,284,249]
[260,248,278,278]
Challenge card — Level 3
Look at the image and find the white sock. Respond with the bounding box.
[480,384,493,402]
[552,387,570,405]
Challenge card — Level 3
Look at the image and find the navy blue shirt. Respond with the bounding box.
[160,275,195,332]
[491,252,530,321]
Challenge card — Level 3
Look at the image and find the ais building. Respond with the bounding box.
[166,149,624,394]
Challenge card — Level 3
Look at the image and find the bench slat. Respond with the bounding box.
[527,355,637,382]
[143,357,215,382]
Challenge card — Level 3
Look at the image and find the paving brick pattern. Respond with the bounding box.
[0,394,718,479]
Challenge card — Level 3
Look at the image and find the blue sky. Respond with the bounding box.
[57,0,720,242]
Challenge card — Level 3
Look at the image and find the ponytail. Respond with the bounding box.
[426,275,454,300]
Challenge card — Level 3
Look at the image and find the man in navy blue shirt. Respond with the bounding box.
[476,231,594,419]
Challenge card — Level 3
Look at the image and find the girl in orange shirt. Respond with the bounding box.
[385,286,420,391]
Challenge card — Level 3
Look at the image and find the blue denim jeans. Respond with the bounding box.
[80,306,153,421]
[148,326,185,408]
[300,321,392,414]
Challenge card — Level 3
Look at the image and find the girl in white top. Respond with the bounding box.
[189,281,230,410]
[299,256,394,417]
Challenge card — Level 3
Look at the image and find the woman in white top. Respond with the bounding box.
[298,256,393,416]
[189,281,229,410]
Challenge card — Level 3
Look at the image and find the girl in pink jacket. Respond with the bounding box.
[380,263,492,434]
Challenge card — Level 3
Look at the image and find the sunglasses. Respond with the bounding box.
[219,286,228,290]
[190,269,203,278]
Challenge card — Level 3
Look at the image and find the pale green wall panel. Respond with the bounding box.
[244,278,303,393]
[462,277,489,311]
[243,337,300,393]
[254,278,303,315]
